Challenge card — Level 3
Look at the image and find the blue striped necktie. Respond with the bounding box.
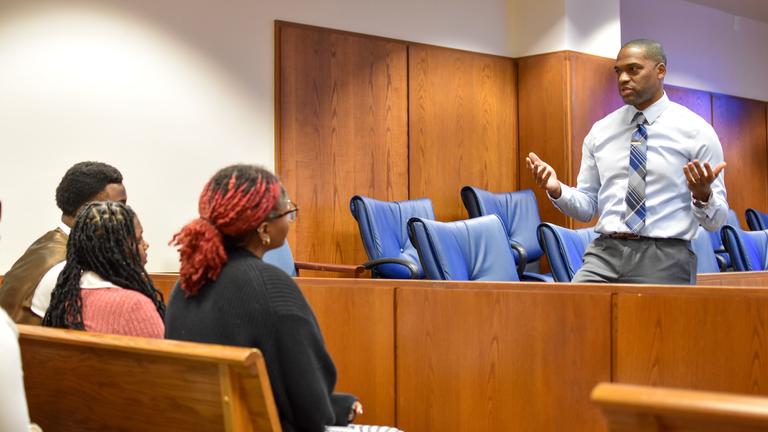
[623,112,648,233]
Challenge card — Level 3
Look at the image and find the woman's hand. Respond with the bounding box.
[349,401,364,422]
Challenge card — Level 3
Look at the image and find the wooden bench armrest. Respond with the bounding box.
[592,382,768,429]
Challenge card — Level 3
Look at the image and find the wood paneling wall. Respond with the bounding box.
[518,51,622,229]
[517,52,571,227]
[713,94,768,227]
[277,22,409,272]
[408,45,518,221]
[567,53,624,228]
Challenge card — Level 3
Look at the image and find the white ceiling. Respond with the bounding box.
[684,0,768,24]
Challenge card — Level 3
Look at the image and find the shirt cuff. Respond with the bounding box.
[549,183,571,207]
[692,192,721,220]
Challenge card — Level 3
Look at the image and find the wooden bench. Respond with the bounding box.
[592,382,768,432]
[18,324,282,432]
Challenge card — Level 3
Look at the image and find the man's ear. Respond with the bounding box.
[656,62,667,80]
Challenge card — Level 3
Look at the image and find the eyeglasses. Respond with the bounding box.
[269,201,299,223]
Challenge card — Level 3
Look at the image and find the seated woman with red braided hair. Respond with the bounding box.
[164,165,362,432]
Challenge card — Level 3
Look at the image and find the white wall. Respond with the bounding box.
[565,0,621,58]
[507,0,621,58]
[0,0,511,273]
[507,0,567,56]
[621,0,768,101]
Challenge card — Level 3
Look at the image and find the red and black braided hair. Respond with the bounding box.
[171,165,282,296]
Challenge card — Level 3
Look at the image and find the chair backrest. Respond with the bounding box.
[592,382,768,432]
[746,208,768,231]
[407,215,520,281]
[263,241,297,277]
[18,325,282,432]
[350,195,434,278]
[691,226,723,273]
[536,223,598,282]
[721,225,768,272]
[461,187,544,264]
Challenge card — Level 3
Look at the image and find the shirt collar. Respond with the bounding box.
[80,271,120,289]
[58,221,71,236]
[627,91,669,125]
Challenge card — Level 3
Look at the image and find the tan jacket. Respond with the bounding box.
[0,228,68,324]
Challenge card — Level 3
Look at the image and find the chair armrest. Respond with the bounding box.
[362,258,420,279]
[715,255,727,272]
[294,261,366,275]
[521,272,553,282]
[508,240,528,277]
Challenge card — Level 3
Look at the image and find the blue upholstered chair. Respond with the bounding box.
[536,223,599,282]
[263,241,366,277]
[349,195,429,279]
[721,225,768,272]
[691,226,725,273]
[709,209,741,270]
[407,215,520,281]
[460,186,551,281]
[746,208,768,231]
[263,242,298,276]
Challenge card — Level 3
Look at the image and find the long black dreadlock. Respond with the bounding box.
[43,201,165,329]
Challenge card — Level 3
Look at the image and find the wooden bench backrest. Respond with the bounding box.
[18,325,282,432]
[592,382,768,432]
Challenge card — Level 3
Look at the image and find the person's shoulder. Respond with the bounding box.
[667,100,710,124]
[592,105,632,131]
[224,249,295,284]
[252,261,312,317]
[2,229,67,288]
[666,101,718,137]
[20,228,67,255]
[84,287,148,304]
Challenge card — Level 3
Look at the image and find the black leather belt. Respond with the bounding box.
[603,232,643,240]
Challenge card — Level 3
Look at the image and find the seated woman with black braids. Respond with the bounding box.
[165,165,362,432]
[42,201,165,338]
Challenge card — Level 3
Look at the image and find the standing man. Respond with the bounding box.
[526,39,727,284]
[0,161,126,323]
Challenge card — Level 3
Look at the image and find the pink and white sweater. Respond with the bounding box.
[79,271,164,339]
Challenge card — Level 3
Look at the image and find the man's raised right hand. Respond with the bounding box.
[525,152,562,198]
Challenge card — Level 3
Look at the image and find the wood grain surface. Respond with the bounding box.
[613,293,768,395]
[517,52,571,228]
[697,271,768,287]
[277,22,409,274]
[408,44,518,221]
[593,382,768,432]
[396,286,612,432]
[19,325,280,432]
[568,52,624,229]
[298,279,396,426]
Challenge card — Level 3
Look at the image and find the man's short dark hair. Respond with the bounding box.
[622,39,667,65]
[55,162,123,216]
